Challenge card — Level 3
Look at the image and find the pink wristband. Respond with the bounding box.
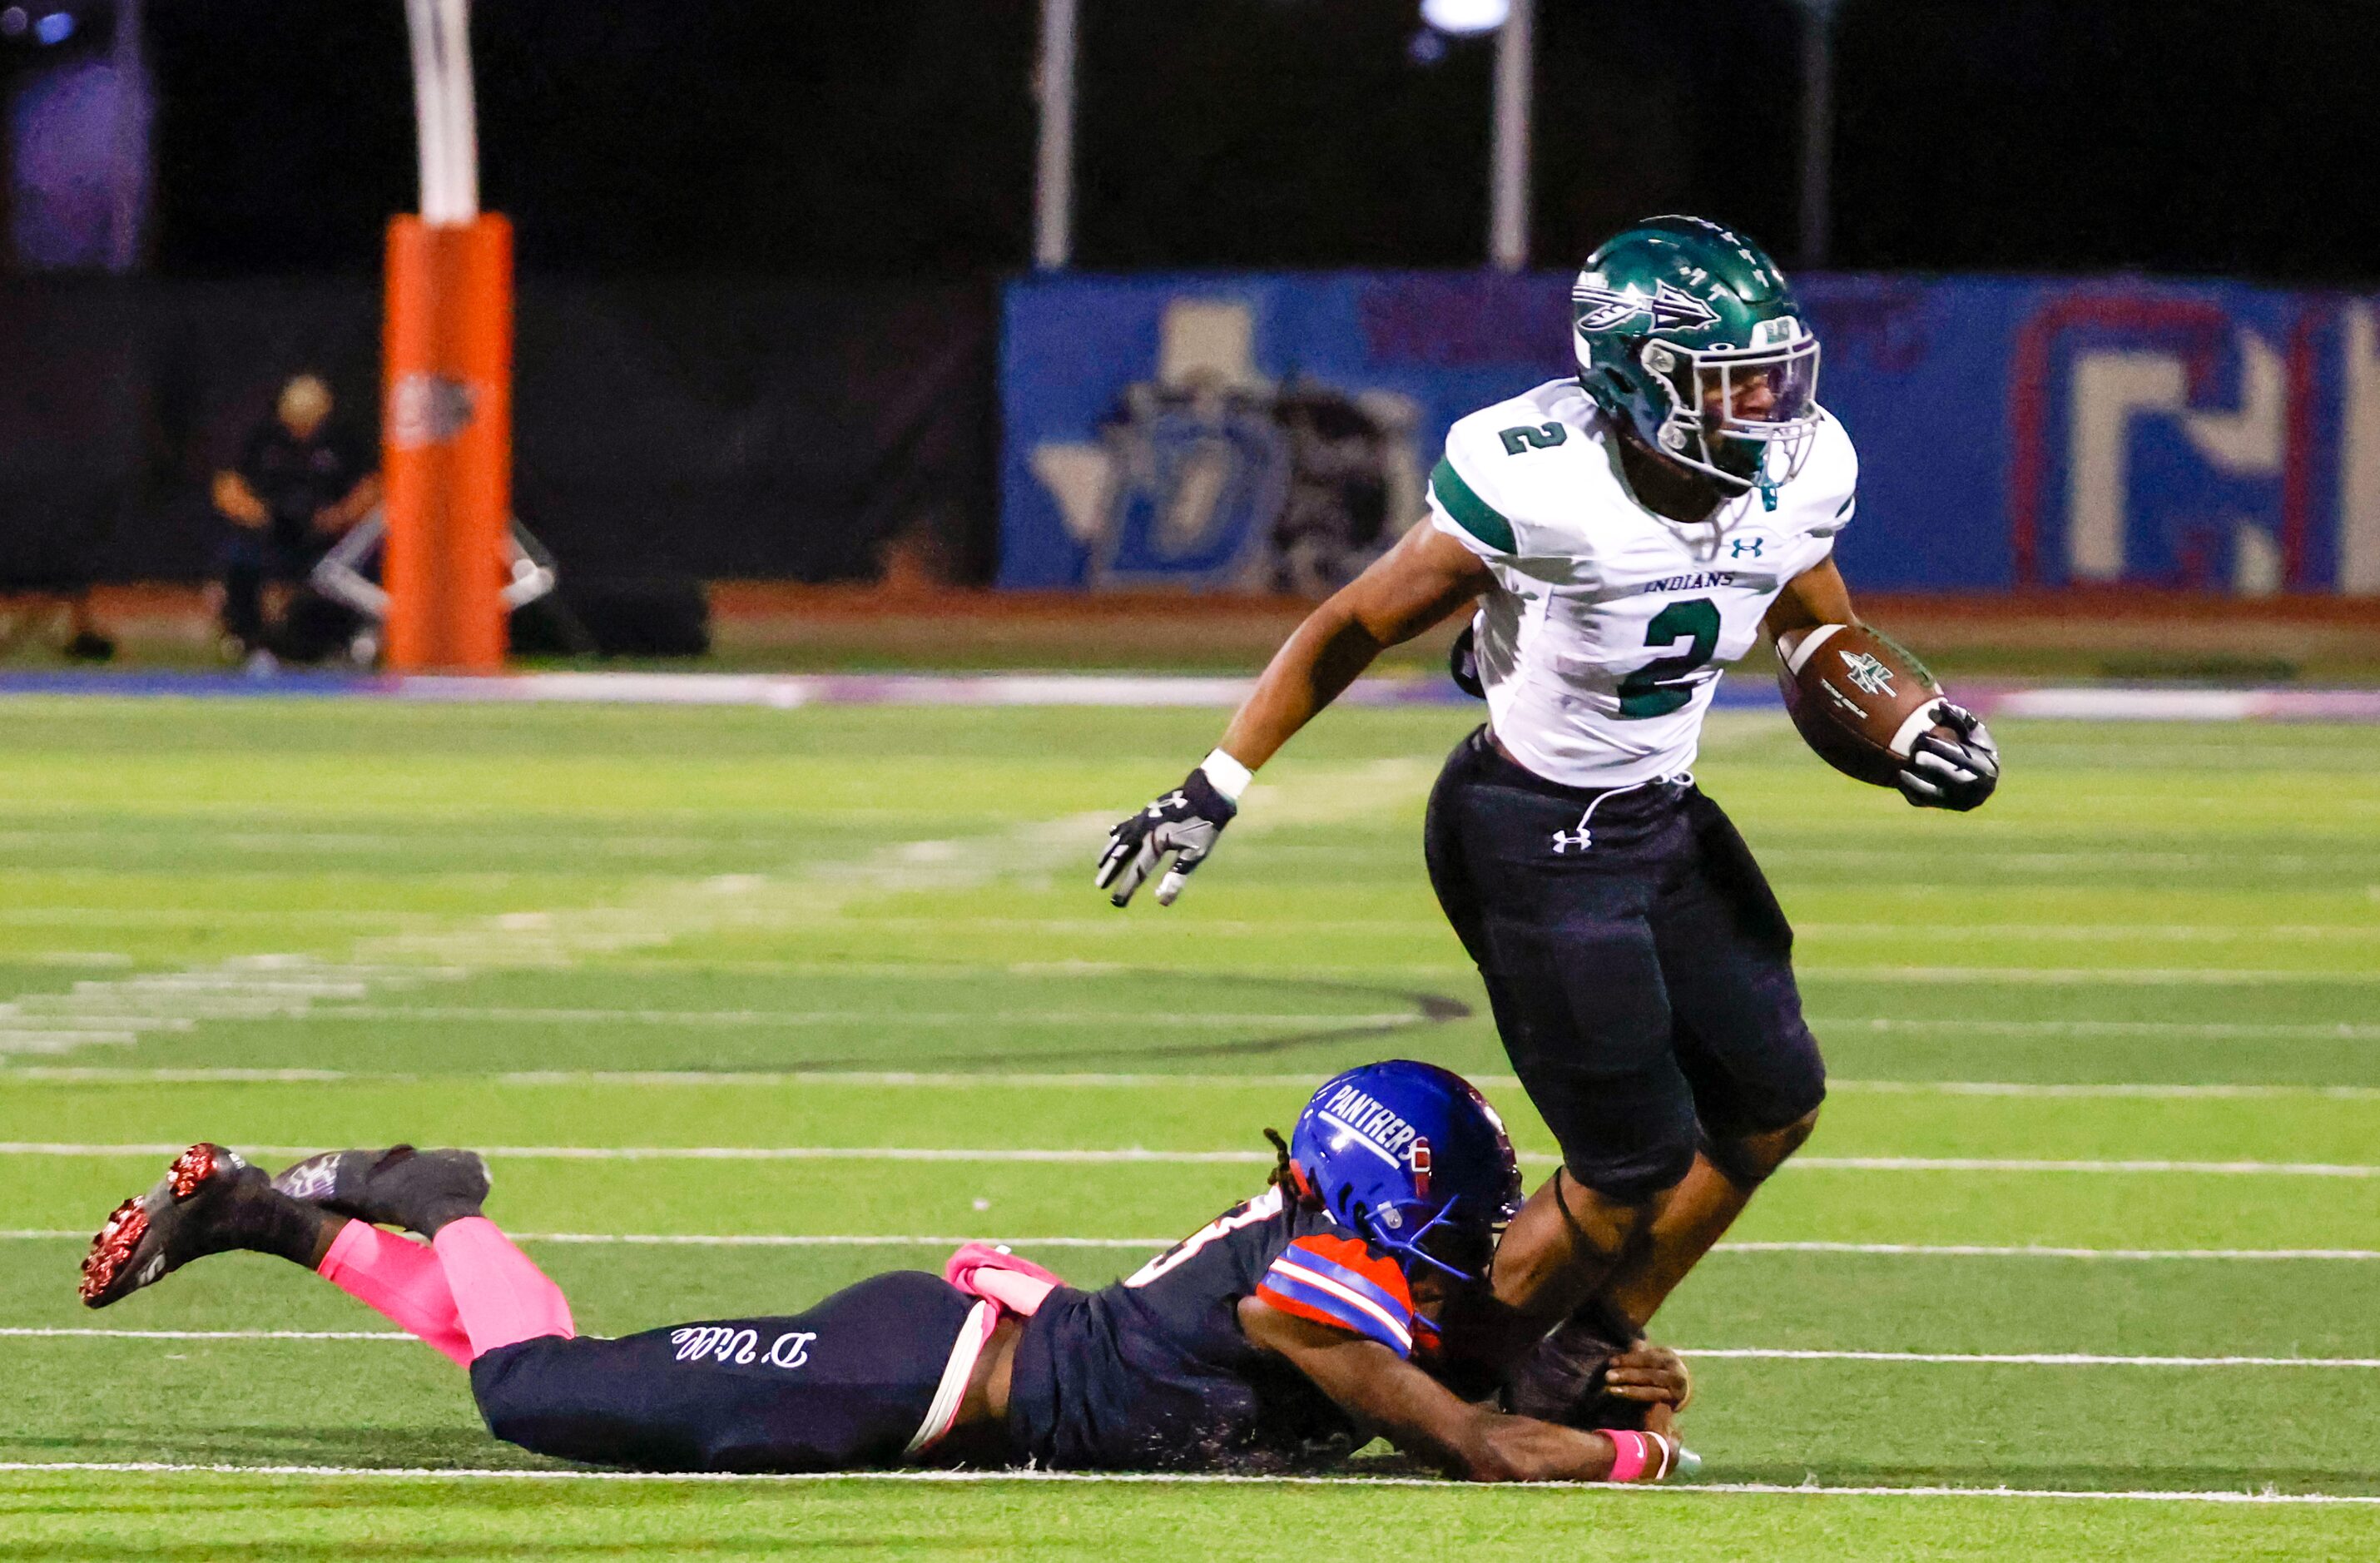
[1606,1429,1651,1483]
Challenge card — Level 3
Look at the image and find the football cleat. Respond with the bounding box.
[270,1145,489,1236]
[80,1143,258,1308]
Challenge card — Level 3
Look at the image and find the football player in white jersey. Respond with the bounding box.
[1097,216,2000,1401]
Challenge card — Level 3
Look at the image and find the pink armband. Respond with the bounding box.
[1605,1429,1654,1483]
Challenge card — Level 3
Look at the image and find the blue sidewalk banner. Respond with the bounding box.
[999,272,2380,596]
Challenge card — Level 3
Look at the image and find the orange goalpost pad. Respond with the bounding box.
[382,214,513,672]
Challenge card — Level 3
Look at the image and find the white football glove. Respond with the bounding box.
[1096,767,1239,907]
[1897,700,2000,811]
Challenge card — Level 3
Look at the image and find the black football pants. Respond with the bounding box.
[469,1270,979,1471]
[1424,727,1826,1201]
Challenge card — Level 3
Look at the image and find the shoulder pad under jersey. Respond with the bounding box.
[1254,1232,1417,1357]
[1427,380,1604,559]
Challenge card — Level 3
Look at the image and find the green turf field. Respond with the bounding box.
[3,696,2378,1559]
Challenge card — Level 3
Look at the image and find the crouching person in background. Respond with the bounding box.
[213,374,379,667]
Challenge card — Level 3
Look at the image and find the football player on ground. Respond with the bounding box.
[1098,216,2000,1386]
[77,1061,1693,1481]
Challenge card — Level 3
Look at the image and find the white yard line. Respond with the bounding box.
[1800,965,2380,985]
[0,1228,1160,1247]
[6,1231,2379,1262]
[1684,1348,2380,1368]
[0,1066,1397,1088]
[7,1143,2380,1174]
[301,1006,1424,1030]
[1761,848,2380,871]
[0,1142,1283,1164]
[1789,1156,2380,1176]
[1829,1079,2380,1100]
[1799,923,2380,942]
[14,1064,2380,1101]
[1711,1241,2380,1262]
[1816,1017,2380,1042]
[5,1332,2372,1369]
[0,1461,2374,1503]
[0,1329,407,1341]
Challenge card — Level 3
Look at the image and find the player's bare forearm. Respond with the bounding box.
[1240,1298,1634,1483]
[1219,523,1490,770]
[1216,603,1387,770]
[1763,556,1857,638]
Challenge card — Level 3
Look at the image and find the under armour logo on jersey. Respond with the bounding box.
[1728,537,1766,558]
[1572,280,1722,334]
[1549,825,1594,854]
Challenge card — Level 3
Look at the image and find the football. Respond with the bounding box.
[1774,623,1945,786]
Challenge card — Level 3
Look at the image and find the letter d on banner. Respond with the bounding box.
[382,213,513,671]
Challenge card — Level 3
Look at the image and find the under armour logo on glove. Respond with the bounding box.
[1897,701,2001,811]
[1096,767,1239,907]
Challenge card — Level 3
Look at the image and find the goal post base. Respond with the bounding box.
[382,212,513,673]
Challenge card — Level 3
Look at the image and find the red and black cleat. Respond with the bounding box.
[78,1143,253,1308]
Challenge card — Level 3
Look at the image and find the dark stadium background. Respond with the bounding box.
[5,0,2377,648]
[136,0,2375,281]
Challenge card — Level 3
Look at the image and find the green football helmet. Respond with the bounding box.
[1571,215,1822,504]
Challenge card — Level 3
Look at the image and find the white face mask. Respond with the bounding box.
[1641,327,1823,496]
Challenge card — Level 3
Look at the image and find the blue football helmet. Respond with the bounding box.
[1288,1060,1523,1284]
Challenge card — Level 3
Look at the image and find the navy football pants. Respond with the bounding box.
[1424,727,1827,1200]
[469,1270,979,1471]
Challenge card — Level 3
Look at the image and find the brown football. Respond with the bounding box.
[1774,623,1944,786]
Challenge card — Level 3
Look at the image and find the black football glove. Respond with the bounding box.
[1897,700,2000,811]
[1096,767,1238,908]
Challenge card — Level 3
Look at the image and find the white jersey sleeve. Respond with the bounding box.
[1426,384,1607,588]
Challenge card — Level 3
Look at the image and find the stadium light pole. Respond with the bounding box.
[1487,0,1534,271]
[106,0,149,273]
[1796,0,1841,268]
[1034,0,1078,270]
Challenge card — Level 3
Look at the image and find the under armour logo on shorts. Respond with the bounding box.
[1549,826,1593,854]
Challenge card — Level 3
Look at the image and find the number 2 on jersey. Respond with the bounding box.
[1497,422,1567,454]
[1615,597,1719,719]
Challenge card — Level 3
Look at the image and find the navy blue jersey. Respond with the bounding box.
[1004,1185,1425,1471]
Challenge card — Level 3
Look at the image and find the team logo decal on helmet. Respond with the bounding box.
[1288,1060,1522,1283]
[1570,279,1722,334]
[1570,214,1822,507]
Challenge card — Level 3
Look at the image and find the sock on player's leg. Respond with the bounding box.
[317,1218,473,1367]
[432,1216,575,1358]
